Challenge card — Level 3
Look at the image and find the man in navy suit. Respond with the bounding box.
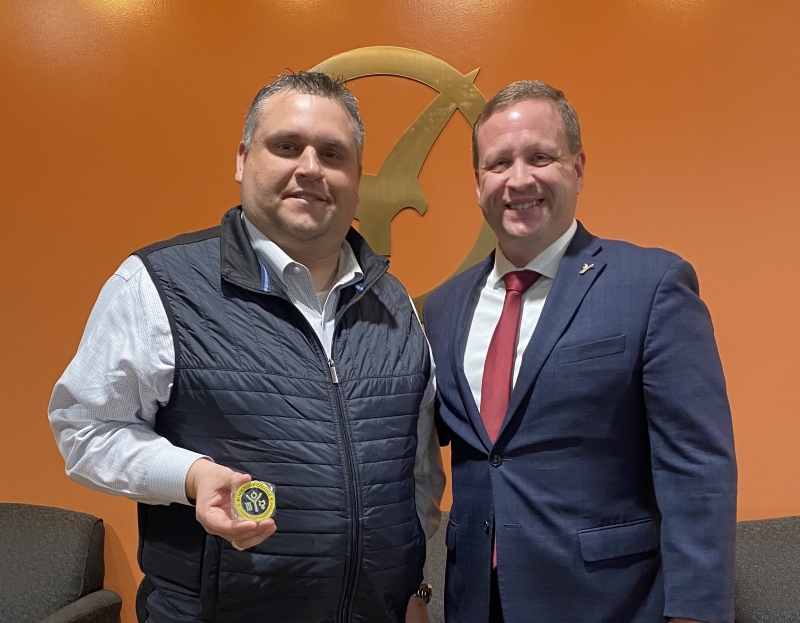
[423,80,736,623]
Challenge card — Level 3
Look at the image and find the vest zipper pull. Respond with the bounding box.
[328,359,339,384]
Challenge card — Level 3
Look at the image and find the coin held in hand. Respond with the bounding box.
[232,481,276,522]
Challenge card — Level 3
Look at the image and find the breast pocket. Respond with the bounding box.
[557,335,626,366]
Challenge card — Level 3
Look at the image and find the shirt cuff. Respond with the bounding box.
[146,446,213,505]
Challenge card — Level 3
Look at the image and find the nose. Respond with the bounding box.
[296,147,323,179]
[506,159,533,191]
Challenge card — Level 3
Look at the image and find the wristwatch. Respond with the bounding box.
[412,582,433,604]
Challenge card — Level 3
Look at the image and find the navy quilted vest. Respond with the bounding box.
[134,208,429,623]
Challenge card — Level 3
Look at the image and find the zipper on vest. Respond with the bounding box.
[229,282,371,623]
[329,358,360,623]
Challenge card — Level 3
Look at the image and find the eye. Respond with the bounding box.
[274,143,298,153]
[321,149,343,161]
[532,153,554,165]
[487,158,510,171]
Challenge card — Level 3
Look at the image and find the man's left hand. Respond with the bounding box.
[406,596,430,623]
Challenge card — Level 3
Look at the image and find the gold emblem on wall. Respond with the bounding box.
[313,47,497,309]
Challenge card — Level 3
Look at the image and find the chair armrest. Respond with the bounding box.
[41,589,122,623]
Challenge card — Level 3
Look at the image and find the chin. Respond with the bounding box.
[504,210,547,229]
[284,225,329,242]
[502,224,544,241]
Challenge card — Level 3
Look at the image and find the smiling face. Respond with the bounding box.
[474,99,585,267]
[235,89,362,262]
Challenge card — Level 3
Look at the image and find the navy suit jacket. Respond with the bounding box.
[423,223,737,623]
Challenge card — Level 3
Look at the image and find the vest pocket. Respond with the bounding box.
[577,518,659,563]
[138,504,206,592]
[198,534,221,622]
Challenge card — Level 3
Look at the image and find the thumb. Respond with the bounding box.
[230,471,252,490]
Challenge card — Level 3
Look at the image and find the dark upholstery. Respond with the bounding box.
[0,503,121,623]
[426,510,448,623]
[735,515,800,623]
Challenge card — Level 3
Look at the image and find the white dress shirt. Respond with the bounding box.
[49,215,445,538]
[463,220,578,411]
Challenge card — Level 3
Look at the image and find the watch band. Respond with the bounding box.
[412,582,433,604]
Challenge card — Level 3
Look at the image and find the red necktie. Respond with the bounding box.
[480,270,540,442]
[481,270,540,568]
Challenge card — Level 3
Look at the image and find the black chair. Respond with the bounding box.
[0,503,122,623]
[736,515,800,623]
[426,510,448,623]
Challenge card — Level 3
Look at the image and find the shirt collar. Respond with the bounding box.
[242,213,363,292]
[490,219,578,288]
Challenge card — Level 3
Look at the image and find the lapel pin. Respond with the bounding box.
[579,263,594,275]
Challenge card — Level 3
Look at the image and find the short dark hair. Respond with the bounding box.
[241,71,364,162]
[472,80,582,169]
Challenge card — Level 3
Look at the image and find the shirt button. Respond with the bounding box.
[484,521,490,534]
[490,454,502,467]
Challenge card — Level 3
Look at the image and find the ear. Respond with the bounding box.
[574,151,586,194]
[474,169,481,204]
[235,142,247,184]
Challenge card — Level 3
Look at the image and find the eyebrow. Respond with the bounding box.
[266,130,352,153]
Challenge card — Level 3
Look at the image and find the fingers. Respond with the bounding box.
[201,506,256,535]
[199,504,276,543]
[226,518,275,541]
[230,520,277,550]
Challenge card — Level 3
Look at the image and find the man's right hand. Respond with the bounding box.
[185,458,277,550]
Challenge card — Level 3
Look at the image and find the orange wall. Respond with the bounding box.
[2,1,799,621]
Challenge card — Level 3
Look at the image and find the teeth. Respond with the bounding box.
[508,199,543,210]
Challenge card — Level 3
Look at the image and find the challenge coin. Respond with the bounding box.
[233,481,276,522]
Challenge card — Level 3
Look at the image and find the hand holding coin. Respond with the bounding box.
[185,458,276,550]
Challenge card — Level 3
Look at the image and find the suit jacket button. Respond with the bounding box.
[484,521,490,534]
[490,454,502,467]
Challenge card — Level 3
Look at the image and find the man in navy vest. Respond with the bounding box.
[49,72,444,623]
[423,81,736,623]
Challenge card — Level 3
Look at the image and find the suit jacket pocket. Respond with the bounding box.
[557,335,626,366]
[577,518,659,562]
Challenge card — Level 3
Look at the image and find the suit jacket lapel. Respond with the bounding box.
[450,253,496,451]
[499,223,605,439]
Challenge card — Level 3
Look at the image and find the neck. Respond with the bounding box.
[500,222,573,267]
[301,250,341,291]
[500,241,546,268]
[275,239,341,291]
[242,212,344,291]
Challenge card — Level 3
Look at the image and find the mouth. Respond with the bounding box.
[505,199,544,211]
[284,191,330,204]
